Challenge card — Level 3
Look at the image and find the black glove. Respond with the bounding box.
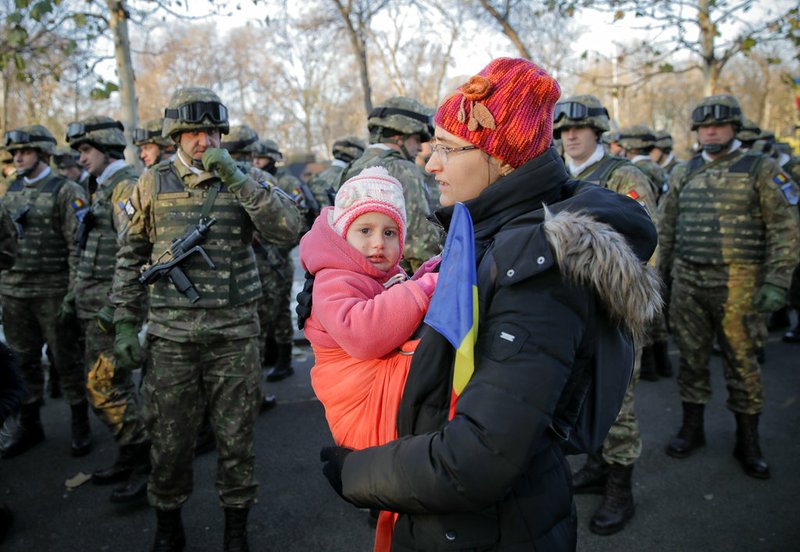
[295,271,315,330]
[320,446,353,499]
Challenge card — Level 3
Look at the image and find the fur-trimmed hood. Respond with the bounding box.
[543,207,662,339]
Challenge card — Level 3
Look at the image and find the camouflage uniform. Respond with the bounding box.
[653,130,681,177]
[66,117,148,453]
[133,118,176,169]
[306,136,365,207]
[1,149,16,197]
[343,97,442,274]
[0,202,16,270]
[0,125,90,459]
[111,88,302,516]
[660,95,799,480]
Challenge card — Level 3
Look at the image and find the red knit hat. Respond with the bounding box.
[434,57,561,168]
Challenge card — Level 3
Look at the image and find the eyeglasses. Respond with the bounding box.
[691,104,741,124]
[164,101,228,124]
[430,143,479,164]
[4,130,57,147]
[132,127,161,143]
[553,102,609,123]
[66,121,124,141]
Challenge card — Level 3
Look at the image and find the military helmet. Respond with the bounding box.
[66,115,126,151]
[332,136,365,162]
[253,139,282,162]
[601,129,621,145]
[368,97,434,142]
[737,118,761,143]
[53,145,80,168]
[653,130,673,151]
[133,118,173,147]
[617,124,657,151]
[162,87,229,139]
[3,124,57,155]
[221,124,260,154]
[690,94,742,130]
[553,95,610,138]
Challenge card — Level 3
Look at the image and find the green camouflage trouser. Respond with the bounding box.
[602,346,642,466]
[258,251,295,346]
[142,336,261,510]
[670,266,764,414]
[82,319,147,447]
[1,294,86,405]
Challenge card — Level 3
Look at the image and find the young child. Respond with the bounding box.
[299,166,439,452]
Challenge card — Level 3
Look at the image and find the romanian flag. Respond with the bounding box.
[424,202,479,420]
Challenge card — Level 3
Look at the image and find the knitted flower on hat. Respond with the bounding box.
[434,57,561,168]
[332,166,407,252]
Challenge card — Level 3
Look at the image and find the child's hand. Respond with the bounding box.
[416,272,439,296]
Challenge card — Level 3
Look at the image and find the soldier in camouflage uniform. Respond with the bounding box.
[343,96,442,274]
[251,138,311,383]
[133,118,176,169]
[601,129,624,157]
[553,95,658,535]
[776,142,800,343]
[110,88,302,551]
[222,126,303,407]
[659,94,800,480]
[737,118,762,152]
[65,116,150,503]
[616,126,674,382]
[0,125,91,459]
[0,202,16,269]
[651,130,681,176]
[1,149,16,197]
[306,136,365,208]
[53,145,91,193]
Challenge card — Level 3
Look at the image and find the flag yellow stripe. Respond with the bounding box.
[452,285,479,396]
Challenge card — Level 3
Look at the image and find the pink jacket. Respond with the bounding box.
[299,207,433,360]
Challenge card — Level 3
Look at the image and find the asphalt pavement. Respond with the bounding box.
[1,328,798,551]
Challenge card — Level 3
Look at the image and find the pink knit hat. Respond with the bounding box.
[434,57,561,168]
[332,166,407,251]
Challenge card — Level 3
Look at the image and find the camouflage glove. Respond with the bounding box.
[752,283,787,314]
[96,305,115,333]
[113,320,144,370]
[201,148,248,192]
[57,289,77,324]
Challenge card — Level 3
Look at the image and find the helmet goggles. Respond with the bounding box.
[553,102,609,123]
[66,120,124,141]
[4,130,57,147]
[164,101,228,125]
[691,104,741,125]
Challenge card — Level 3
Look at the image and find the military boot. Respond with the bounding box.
[733,413,770,479]
[151,508,185,552]
[784,320,800,343]
[571,452,609,494]
[223,507,250,552]
[767,306,790,331]
[93,443,142,485]
[639,345,659,381]
[110,442,151,503]
[265,343,294,382]
[0,402,45,459]
[589,463,635,535]
[260,394,277,413]
[70,400,93,457]
[666,402,705,458]
[652,340,673,378]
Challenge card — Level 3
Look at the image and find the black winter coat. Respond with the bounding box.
[339,148,660,551]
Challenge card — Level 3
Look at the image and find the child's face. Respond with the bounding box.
[345,212,401,272]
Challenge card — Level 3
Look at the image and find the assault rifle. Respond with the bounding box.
[138,217,217,304]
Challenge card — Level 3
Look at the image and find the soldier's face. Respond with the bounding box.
[345,211,402,272]
[13,148,39,173]
[58,165,83,182]
[401,134,422,159]
[649,147,664,164]
[426,127,501,207]
[78,143,108,177]
[179,130,220,161]
[562,127,598,163]
[252,156,269,170]
[139,143,162,168]
[697,123,735,147]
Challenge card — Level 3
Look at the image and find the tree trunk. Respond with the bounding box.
[332,1,373,118]
[108,0,138,166]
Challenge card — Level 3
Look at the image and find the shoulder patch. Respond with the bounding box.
[626,190,640,201]
[72,198,90,223]
[123,199,137,219]
[779,180,799,206]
